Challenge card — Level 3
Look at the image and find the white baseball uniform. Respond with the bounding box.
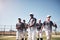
[16,22,24,40]
[43,21,55,40]
[36,23,43,38]
[28,18,36,40]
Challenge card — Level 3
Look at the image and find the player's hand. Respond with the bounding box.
[29,25,32,27]
[29,24,34,27]
[16,27,20,29]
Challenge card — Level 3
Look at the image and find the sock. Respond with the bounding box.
[16,39,18,40]
[37,38,39,40]
[21,38,24,40]
[25,38,27,40]
[40,38,43,40]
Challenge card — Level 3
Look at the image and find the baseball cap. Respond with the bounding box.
[38,19,41,21]
[47,15,51,18]
[29,13,34,16]
[18,18,21,20]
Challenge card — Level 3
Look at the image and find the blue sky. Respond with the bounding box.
[0,0,60,31]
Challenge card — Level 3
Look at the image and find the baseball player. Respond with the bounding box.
[28,13,37,40]
[23,20,28,40]
[16,18,25,40]
[42,15,57,40]
[36,19,43,40]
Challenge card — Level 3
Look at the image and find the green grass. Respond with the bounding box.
[0,35,60,40]
[0,37,16,40]
[0,35,16,40]
[43,35,60,40]
[0,37,15,40]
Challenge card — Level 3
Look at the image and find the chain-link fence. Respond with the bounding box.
[0,25,16,35]
[0,25,60,35]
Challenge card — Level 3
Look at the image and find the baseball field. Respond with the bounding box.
[0,35,60,40]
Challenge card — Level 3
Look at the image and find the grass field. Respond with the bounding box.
[0,35,60,40]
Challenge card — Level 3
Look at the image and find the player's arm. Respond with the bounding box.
[30,18,36,27]
[16,24,20,29]
[42,21,45,28]
[16,24,18,29]
[40,21,46,31]
[51,21,57,28]
[36,23,39,26]
[53,22,57,28]
[40,23,43,30]
[26,24,28,29]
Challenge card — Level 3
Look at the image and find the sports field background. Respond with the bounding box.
[0,34,60,40]
[0,25,60,40]
[0,32,60,40]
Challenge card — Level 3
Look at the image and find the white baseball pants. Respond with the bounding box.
[27,27,36,40]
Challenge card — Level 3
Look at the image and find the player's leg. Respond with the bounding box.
[25,30,27,40]
[45,30,51,40]
[21,31,24,40]
[23,29,25,40]
[31,30,35,40]
[39,30,43,40]
[16,30,19,40]
[31,28,36,40]
[27,28,31,40]
[23,29,27,40]
[16,30,21,40]
[36,30,39,40]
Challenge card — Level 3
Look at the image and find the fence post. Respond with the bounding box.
[4,25,6,35]
[10,25,12,35]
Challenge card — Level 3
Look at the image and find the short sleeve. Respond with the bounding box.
[50,21,53,26]
[43,21,45,26]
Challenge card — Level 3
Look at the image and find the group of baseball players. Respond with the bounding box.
[16,13,57,40]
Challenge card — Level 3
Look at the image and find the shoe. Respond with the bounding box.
[25,38,27,40]
[37,38,39,40]
[21,38,24,40]
[16,39,18,40]
[40,38,43,40]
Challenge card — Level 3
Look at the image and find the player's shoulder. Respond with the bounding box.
[21,22,25,25]
[20,22,23,24]
[43,21,47,25]
[16,23,19,25]
[33,18,36,20]
[50,21,53,23]
[16,22,22,24]
[43,21,46,23]
[36,23,39,25]
[33,18,36,19]
[36,23,39,26]
[50,21,53,22]
[41,23,42,25]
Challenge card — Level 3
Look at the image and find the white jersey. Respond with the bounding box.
[29,18,36,27]
[43,21,53,31]
[16,22,23,30]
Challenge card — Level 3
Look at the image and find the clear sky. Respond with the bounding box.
[0,0,60,31]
